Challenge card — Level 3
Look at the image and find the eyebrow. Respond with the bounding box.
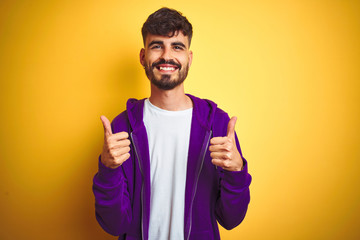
[148,40,187,49]
[171,42,186,48]
[148,40,163,48]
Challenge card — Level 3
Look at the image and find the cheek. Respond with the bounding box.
[181,56,191,66]
[147,56,160,65]
[144,57,154,66]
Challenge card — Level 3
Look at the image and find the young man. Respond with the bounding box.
[93,7,251,240]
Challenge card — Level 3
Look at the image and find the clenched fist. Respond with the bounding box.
[100,115,131,169]
[209,116,243,172]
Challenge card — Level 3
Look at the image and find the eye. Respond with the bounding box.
[151,45,162,49]
[174,46,184,50]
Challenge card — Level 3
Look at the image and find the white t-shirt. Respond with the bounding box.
[143,99,193,240]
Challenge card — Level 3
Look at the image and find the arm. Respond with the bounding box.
[215,149,251,229]
[93,159,132,235]
[209,116,252,229]
[92,115,132,236]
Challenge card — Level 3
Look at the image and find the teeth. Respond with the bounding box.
[159,66,175,71]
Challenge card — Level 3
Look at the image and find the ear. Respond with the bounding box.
[140,48,145,67]
[188,50,193,67]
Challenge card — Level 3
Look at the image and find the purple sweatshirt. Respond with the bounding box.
[93,94,252,240]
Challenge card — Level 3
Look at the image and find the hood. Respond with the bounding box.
[126,94,217,132]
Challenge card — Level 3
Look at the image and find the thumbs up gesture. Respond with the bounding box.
[100,115,131,169]
[209,116,243,171]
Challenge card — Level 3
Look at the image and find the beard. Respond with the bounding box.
[144,60,190,90]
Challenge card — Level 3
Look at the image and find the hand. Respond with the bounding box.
[100,115,131,169]
[209,116,243,171]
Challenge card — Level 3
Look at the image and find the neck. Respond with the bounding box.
[149,83,193,111]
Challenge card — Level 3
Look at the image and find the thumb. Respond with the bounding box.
[100,115,112,137]
[227,116,237,138]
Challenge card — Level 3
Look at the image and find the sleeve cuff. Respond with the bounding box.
[96,155,123,185]
[222,158,250,187]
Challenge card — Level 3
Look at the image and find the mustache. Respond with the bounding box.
[151,59,182,70]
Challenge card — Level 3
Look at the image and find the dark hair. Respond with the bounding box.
[141,7,193,46]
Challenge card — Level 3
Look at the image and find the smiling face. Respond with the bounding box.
[140,31,193,90]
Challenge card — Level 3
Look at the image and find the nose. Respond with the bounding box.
[160,46,172,61]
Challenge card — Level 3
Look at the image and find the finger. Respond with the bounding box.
[113,153,131,166]
[108,139,131,150]
[209,144,231,153]
[100,115,112,137]
[210,151,232,160]
[211,158,232,169]
[108,131,129,141]
[227,116,237,139]
[110,147,131,158]
[210,136,229,145]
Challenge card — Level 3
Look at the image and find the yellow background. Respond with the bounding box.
[1,0,359,239]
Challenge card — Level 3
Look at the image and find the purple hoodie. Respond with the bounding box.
[93,94,251,240]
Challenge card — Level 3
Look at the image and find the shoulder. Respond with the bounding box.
[188,94,230,135]
[214,106,230,121]
[110,98,145,133]
[192,94,230,123]
[188,94,228,116]
[111,110,130,134]
[213,106,230,137]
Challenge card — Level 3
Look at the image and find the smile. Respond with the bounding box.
[155,64,179,72]
[159,66,176,71]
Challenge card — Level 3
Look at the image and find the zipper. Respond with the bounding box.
[130,132,145,240]
[186,130,212,240]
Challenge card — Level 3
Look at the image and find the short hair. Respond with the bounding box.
[141,7,193,47]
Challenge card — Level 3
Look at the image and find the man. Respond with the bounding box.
[93,7,251,240]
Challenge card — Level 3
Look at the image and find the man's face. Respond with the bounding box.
[140,32,193,90]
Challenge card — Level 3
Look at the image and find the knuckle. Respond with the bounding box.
[125,146,131,153]
[224,153,231,160]
[224,144,231,151]
[224,161,231,168]
[109,151,116,159]
[114,157,122,165]
[119,153,130,164]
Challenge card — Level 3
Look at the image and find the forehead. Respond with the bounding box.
[145,32,190,48]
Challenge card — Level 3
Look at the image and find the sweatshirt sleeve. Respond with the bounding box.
[215,155,252,229]
[92,155,132,236]
[214,114,252,230]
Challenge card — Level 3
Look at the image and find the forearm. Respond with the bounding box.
[92,157,132,236]
[215,158,252,230]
